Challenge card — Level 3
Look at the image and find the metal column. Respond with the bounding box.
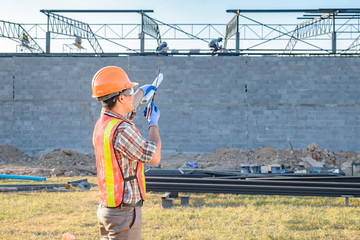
[46,16,50,53]
[46,32,50,53]
[140,33,145,53]
[236,13,240,53]
[140,12,145,53]
[332,13,336,54]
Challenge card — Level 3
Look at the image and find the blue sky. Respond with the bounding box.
[0,0,358,24]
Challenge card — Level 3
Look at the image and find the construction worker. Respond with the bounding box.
[156,41,168,53]
[75,36,82,45]
[19,33,29,46]
[91,66,161,239]
[208,37,223,53]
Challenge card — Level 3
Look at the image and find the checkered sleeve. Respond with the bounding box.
[114,122,156,163]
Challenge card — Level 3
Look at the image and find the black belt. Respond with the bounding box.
[122,201,143,208]
[101,200,143,209]
[124,176,137,182]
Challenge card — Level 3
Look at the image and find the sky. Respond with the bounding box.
[0,0,359,53]
[0,0,358,24]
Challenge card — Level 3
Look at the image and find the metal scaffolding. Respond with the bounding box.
[1,8,360,55]
[38,9,209,54]
[40,9,159,54]
[283,11,339,54]
[0,20,44,53]
[226,8,360,55]
[40,10,104,54]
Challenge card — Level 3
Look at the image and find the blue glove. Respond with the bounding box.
[186,162,198,168]
[140,85,156,96]
[143,102,160,127]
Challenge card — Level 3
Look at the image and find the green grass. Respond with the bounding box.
[1,177,360,239]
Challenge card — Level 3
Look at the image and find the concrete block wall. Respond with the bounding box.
[0,56,359,156]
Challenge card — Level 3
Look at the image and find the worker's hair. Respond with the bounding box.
[101,95,118,109]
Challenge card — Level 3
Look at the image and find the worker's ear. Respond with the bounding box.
[117,95,125,104]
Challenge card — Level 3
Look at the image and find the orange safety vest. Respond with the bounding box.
[93,113,146,207]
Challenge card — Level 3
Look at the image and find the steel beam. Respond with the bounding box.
[149,18,208,43]
[146,177,360,188]
[0,179,91,192]
[227,9,360,13]
[146,182,360,198]
[284,11,338,54]
[227,9,320,13]
[40,9,153,13]
[146,177,360,198]
[40,10,104,54]
[46,31,50,53]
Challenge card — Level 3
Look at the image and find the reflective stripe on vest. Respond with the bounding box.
[141,165,146,193]
[103,119,121,207]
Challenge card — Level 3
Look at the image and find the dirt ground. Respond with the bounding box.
[0,143,359,177]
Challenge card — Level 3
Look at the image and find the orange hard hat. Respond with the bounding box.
[91,66,138,99]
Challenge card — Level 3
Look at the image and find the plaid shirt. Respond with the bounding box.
[103,109,156,204]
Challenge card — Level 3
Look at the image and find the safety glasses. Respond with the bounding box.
[119,87,134,96]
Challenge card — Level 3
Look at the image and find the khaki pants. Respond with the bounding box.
[97,204,142,240]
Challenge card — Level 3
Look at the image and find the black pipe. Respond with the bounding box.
[146,176,360,188]
[146,179,360,197]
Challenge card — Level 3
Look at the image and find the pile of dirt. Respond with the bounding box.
[161,143,360,173]
[34,149,96,177]
[0,144,34,165]
[0,144,50,177]
[0,146,95,177]
[195,147,247,169]
[0,143,359,177]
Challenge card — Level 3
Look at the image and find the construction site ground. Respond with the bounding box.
[0,143,359,178]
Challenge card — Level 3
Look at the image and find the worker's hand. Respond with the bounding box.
[144,102,160,127]
[140,85,156,97]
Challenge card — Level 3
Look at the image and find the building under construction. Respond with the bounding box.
[0,8,359,156]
